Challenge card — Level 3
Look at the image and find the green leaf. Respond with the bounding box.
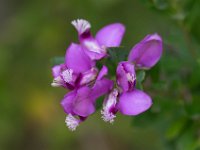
[136,70,146,83]
[135,70,145,90]
[176,125,197,150]
[136,82,143,90]
[185,94,200,119]
[95,96,104,110]
[165,117,188,140]
[107,47,129,62]
[97,47,129,76]
[51,56,65,66]
[152,0,169,10]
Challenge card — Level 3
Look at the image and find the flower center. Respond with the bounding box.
[126,73,136,83]
[80,68,98,85]
[62,69,73,83]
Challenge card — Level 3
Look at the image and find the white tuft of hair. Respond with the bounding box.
[65,114,79,131]
[71,19,91,34]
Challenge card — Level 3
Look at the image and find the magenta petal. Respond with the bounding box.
[128,33,163,69]
[118,89,152,116]
[96,23,125,47]
[61,91,76,115]
[65,43,94,73]
[73,87,95,117]
[91,78,114,100]
[82,39,106,60]
[90,65,113,101]
[52,64,65,78]
[97,65,108,80]
[116,61,136,92]
[79,67,98,86]
[73,98,95,117]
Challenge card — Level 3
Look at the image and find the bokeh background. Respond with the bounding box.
[0,0,200,149]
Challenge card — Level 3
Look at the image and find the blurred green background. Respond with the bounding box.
[0,0,200,149]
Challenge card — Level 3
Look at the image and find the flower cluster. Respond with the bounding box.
[51,19,163,131]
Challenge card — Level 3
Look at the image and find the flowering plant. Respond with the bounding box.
[51,19,163,131]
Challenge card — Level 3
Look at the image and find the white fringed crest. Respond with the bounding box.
[65,114,79,131]
[71,19,91,34]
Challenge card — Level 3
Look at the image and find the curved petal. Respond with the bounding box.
[52,65,62,78]
[60,91,76,115]
[116,63,128,91]
[79,67,98,86]
[118,89,152,116]
[73,98,95,117]
[116,61,136,92]
[97,65,108,80]
[128,33,163,69]
[73,87,95,117]
[65,43,94,73]
[52,64,66,78]
[96,23,125,47]
[82,39,107,60]
[91,78,114,100]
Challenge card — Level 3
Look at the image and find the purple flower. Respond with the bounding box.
[100,89,152,123]
[51,19,163,130]
[101,61,152,123]
[71,19,125,60]
[61,66,113,130]
[61,86,95,131]
[51,43,97,89]
[116,61,152,116]
[51,64,77,89]
[128,33,163,69]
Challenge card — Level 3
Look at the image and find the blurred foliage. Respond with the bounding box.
[0,0,200,150]
[134,1,200,150]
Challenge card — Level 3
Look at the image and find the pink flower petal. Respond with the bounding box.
[97,65,108,80]
[73,87,95,117]
[116,61,136,92]
[61,91,77,115]
[118,89,152,115]
[128,33,163,69]
[96,23,125,47]
[91,78,114,100]
[65,43,94,73]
